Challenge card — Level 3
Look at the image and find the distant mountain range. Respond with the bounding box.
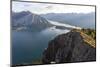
[12,11,53,31]
[12,11,95,31]
[41,12,95,29]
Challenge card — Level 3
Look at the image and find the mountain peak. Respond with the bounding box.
[12,11,53,31]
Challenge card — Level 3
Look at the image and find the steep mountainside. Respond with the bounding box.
[42,31,96,64]
[12,11,53,31]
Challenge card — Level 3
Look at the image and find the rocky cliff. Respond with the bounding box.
[12,11,53,31]
[42,31,96,64]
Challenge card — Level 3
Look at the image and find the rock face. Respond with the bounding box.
[42,31,96,64]
[12,11,52,31]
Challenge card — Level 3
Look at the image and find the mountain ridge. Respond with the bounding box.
[42,30,96,64]
[12,11,53,31]
[41,12,95,29]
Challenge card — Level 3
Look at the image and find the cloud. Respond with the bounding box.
[45,5,53,9]
[12,1,95,14]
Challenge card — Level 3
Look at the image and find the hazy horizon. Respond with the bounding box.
[12,1,95,14]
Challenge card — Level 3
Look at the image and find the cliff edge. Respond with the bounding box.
[42,31,96,64]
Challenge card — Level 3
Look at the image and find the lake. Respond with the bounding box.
[12,27,70,65]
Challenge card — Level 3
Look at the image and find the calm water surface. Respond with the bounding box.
[12,27,69,64]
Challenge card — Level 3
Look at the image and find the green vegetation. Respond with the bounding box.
[81,28,96,39]
[71,28,96,48]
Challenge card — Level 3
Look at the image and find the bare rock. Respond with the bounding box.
[42,31,96,64]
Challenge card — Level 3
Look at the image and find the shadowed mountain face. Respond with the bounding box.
[12,11,53,31]
[41,12,95,29]
[42,31,96,64]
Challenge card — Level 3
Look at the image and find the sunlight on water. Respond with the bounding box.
[49,20,81,29]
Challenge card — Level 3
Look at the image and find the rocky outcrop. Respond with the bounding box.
[42,31,96,64]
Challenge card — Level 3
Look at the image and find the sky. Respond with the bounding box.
[12,1,95,14]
